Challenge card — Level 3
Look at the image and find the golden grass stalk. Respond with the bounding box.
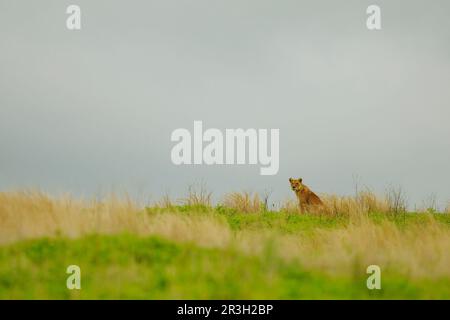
[282,188,407,217]
[179,184,212,207]
[222,192,262,213]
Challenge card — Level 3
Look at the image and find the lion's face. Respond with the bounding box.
[289,178,304,192]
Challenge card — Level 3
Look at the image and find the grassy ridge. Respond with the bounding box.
[147,204,450,237]
[1,234,449,299]
[0,191,449,299]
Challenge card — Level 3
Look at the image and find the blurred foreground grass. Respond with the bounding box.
[1,234,449,299]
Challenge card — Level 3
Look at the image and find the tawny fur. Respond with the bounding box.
[289,178,323,213]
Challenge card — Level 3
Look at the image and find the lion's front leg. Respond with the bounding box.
[298,200,304,214]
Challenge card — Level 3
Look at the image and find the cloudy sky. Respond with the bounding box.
[1,0,449,208]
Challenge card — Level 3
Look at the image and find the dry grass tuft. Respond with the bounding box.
[0,191,228,247]
[282,188,408,217]
[279,198,299,214]
[179,184,212,207]
[316,191,390,217]
[275,215,450,278]
[416,194,440,213]
[156,193,174,209]
[222,192,262,213]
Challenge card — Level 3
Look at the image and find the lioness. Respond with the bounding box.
[289,178,323,213]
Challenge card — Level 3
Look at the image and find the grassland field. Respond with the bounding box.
[0,190,449,299]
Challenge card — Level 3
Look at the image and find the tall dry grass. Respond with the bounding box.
[0,191,229,247]
[279,198,298,213]
[280,188,408,217]
[0,190,449,279]
[179,184,212,207]
[222,192,262,213]
[315,191,391,217]
[276,214,450,278]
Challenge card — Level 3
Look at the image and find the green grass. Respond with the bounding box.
[0,234,449,299]
[222,211,346,234]
[1,198,449,300]
[146,205,450,234]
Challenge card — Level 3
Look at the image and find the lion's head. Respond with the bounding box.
[289,178,304,192]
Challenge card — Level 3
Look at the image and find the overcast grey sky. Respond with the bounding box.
[1,0,449,208]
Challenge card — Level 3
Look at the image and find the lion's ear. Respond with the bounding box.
[299,178,303,183]
[289,178,293,182]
